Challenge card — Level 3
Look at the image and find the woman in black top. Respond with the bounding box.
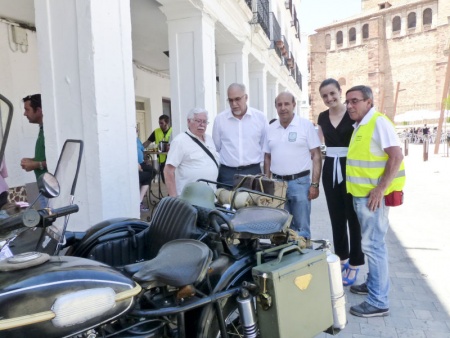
[317,78,364,286]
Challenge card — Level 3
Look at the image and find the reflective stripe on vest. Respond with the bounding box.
[155,127,172,163]
[346,112,405,197]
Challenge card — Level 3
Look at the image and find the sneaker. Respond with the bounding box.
[350,301,389,318]
[350,282,368,295]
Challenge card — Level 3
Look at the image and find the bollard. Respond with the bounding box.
[404,138,409,156]
[423,138,428,162]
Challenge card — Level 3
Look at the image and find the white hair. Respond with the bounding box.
[187,107,209,120]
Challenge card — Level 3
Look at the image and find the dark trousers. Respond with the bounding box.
[0,191,8,210]
[139,162,157,186]
[322,157,365,266]
[217,163,262,188]
[159,162,166,184]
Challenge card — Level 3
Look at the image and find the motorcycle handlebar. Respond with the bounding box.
[41,204,79,221]
[0,204,79,235]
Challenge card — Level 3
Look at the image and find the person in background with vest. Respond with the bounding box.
[345,85,405,318]
[20,94,48,208]
[143,115,172,183]
[164,108,218,197]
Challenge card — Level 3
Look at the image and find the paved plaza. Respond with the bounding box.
[314,143,450,337]
[143,142,450,337]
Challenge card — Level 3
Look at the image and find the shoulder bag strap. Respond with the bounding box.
[185,132,219,168]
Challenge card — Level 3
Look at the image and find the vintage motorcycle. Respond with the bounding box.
[0,93,340,338]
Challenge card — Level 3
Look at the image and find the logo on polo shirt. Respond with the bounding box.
[288,132,297,142]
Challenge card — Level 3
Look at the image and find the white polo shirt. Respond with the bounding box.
[264,115,321,175]
[166,130,219,196]
[212,107,267,167]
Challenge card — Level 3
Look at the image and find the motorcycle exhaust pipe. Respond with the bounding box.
[237,289,258,338]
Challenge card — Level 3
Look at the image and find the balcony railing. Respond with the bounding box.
[283,35,290,58]
[255,0,270,40]
[292,6,300,41]
[245,0,252,11]
[296,65,302,91]
[285,0,293,15]
[270,12,282,59]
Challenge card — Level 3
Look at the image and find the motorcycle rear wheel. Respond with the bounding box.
[200,296,256,338]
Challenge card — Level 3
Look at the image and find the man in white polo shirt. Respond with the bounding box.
[213,83,268,187]
[164,108,219,197]
[264,92,322,245]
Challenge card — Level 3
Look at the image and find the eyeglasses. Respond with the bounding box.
[344,98,367,106]
[191,119,209,125]
[227,95,246,104]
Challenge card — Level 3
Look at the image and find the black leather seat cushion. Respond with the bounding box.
[82,197,198,267]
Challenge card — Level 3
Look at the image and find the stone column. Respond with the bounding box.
[34,0,138,229]
[216,43,250,112]
[249,63,267,115]
[159,1,217,134]
[266,77,279,120]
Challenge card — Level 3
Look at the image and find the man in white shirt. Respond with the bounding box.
[165,108,219,197]
[264,92,322,245]
[213,83,268,187]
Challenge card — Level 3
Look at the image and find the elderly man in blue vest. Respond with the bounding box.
[345,85,405,318]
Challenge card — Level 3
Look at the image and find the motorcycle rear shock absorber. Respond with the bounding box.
[237,285,258,338]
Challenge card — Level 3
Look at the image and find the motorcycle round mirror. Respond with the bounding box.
[37,172,60,198]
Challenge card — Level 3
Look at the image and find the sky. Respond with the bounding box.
[299,0,362,34]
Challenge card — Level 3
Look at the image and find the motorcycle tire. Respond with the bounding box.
[200,296,248,338]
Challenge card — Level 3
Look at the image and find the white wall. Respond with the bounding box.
[133,64,171,138]
[0,21,173,191]
[0,22,41,188]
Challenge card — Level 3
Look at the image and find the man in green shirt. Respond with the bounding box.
[20,94,47,181]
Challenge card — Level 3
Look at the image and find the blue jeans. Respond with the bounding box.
[284,175,311,238]
[353,197,390,309]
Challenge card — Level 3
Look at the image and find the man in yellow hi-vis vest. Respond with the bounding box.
[144,115,172,183]
[345,85,405,318]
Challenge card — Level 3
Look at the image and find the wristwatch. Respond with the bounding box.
[310,182,319,188]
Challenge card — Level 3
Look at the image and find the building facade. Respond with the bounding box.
[309,0,450,123]
[0,0,304,228]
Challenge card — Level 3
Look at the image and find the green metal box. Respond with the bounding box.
[252,245,333,338]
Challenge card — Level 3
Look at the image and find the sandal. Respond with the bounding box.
[343,267,360,286]
[341,261,349,273]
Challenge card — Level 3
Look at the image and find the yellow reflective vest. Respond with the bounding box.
[346,112,405,197]
[155,127,172,163]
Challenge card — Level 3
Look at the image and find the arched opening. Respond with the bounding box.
[336,31,343,45]
[392,16,401,32]
[407,12,416,28]
[349,27,356,42]
[423,8,432,25]
[362,24,369,39]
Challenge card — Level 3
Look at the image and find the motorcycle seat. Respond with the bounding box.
[126,239,213,287]
[229,207,291,238]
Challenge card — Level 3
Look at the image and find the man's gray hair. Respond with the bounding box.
[346,85,374,108]
[227,83,246,93]
[187,107,209,120]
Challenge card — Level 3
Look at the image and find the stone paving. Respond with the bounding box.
[314,143,450,338]
[142,142,450,337]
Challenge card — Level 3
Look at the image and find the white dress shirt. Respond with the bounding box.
[212,107,267,167]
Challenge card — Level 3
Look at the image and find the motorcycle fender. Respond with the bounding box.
[0,256,140,338]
